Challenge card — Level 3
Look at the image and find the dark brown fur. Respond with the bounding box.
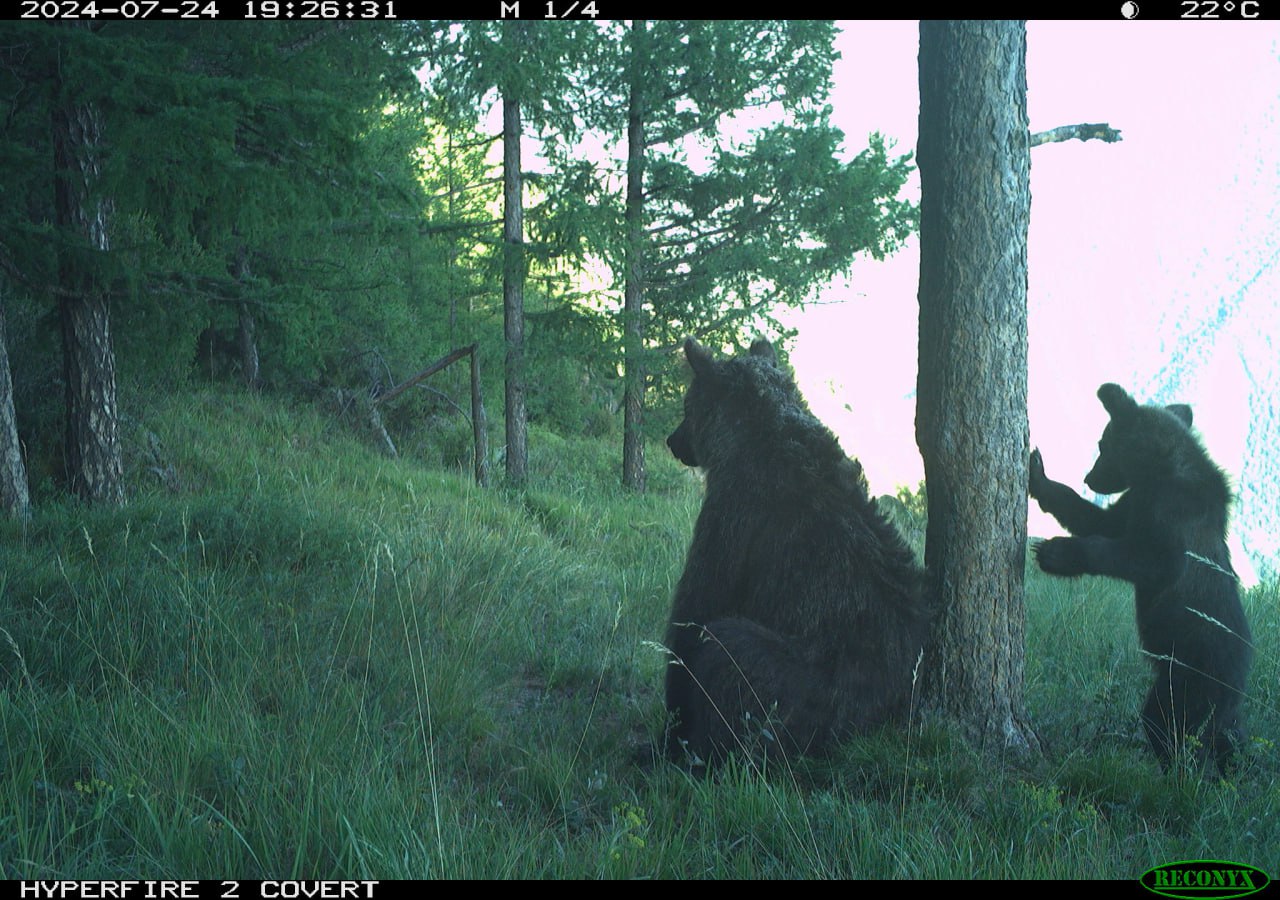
[1030,383,1252,771]
[664,338,929,767]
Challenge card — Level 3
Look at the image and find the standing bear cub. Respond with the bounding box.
[663,338,929,767]
[1030,383,1252,770]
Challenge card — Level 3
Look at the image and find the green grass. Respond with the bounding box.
[1,385,1276,879]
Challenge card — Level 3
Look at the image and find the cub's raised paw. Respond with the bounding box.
[1028,448,1048,499]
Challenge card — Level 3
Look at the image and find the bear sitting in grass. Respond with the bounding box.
[1029,383,1252,771]
[662,338,929,768]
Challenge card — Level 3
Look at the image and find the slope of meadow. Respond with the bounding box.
[1,387,1276,879]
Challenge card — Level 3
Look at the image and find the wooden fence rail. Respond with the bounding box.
[372,343,489,487]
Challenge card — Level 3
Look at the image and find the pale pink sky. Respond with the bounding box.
[785,21,1280,579]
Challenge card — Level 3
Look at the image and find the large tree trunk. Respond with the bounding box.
[503,87,528,487]
[621,20,648,492]
[916,21,1038,753]
[0,296,30,520]
[53,73,124,506]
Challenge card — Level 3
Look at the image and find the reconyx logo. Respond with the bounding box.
[1141,860,1271,899]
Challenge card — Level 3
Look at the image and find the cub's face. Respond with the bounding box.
[1083,383,1194,494]
[1083,418,1128,494]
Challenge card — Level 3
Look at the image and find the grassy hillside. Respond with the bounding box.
[2,387,1276,879]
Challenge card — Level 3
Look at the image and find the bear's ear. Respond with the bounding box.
[684,337,715,378]
[749,339,778,367]
[1166,403,1193,427]
[1097,383,1137,419]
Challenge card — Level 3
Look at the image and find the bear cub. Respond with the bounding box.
[1030,382,1252,771]
[663,338,929,767]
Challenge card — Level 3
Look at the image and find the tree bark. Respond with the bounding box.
[502,86,528,487]
[470,344,490,488]
[1030,123,1122,147]
[237,303,259,390]
[53,70,124,506]
[0,296,30,520]
[233,246,261,391]
[621,19,648,492]
[916,21,1039,754]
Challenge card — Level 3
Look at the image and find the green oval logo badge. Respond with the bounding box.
[1141,860,1270,900]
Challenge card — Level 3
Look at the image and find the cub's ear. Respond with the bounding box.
[1166,403,1193,427]
[1097,383,1138,419]
[749,338,777,366]
[683,337,715,378]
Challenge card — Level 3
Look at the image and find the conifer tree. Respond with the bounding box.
[0,22,431,500]
[0,294,29,519]
[424,22,591,486]
[916,20,1039,754]
[557,21,916,490]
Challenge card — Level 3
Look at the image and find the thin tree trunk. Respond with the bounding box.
[447,129,458,342]
[0,296,30,520]
[916,20,1039,754]
[233,245,260,390]
[471,344,489,488]
[237,303,259,389]
[621,19,648,492]
[503,88,528,486]
[53,71,124,506]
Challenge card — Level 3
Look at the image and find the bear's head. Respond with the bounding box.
[1084,382,1195,494]
[666,337,791,470]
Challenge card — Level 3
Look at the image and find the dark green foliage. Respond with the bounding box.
[0,21,917,499]
[0,23,454,491]
[638,126,916,354]
[560,21,917,356]
[522,304,619,438]
[484,20,922,486]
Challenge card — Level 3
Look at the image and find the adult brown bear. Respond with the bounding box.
[663,338,929,768]
[1030,383,1252,771]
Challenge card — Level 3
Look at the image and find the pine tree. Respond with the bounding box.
[52,23,124,505]
[0,293,29,520]
[424,22,592,486]
[916,20,1039,754]
[557,21,916,490]
[0,22,434,500]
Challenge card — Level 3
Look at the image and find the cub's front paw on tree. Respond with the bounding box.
[1027,448,1048,501]
[1034,536,1086,576]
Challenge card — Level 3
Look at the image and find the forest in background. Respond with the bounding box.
[0,21,916,506]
